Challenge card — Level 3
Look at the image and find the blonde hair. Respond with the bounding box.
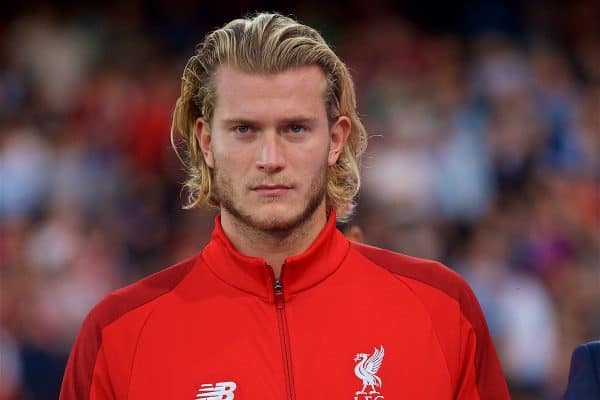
[171,12,367,220]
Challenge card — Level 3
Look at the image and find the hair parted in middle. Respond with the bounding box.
[171,12,368,221]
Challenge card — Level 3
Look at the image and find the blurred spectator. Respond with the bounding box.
[0,329,22,400]
[0,128,52,221]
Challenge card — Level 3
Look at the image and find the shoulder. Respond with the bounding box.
[86,252,200,331]
[564,340,600,399]
[350,242,510,398]
[60,253,201,399]
[572,341,600,363]
[349,241,488,344]
[349,241,473,306]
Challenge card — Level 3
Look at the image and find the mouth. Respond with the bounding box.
[251,184,292,196]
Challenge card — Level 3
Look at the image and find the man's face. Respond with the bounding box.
[196,65,349,233]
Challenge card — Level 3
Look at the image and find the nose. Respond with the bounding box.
[256,131,285,173]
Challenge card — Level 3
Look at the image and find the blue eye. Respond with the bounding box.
[289,125,305,133]
[234,125,250,134]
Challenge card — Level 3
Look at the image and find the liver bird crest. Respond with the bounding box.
[353,345,385,395]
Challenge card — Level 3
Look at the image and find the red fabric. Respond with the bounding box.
[60,213,509,399]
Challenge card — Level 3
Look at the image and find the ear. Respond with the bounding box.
[195,118,214,168]
[328,116,351,166]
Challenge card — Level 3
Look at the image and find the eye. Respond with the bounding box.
[288,124,306,134]
[233,125,251,134]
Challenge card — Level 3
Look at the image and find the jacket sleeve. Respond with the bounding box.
[455,285,510,400]
[60,312,115,400]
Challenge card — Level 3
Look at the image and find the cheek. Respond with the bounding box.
[296,148,329,178]
[213,145,253,172]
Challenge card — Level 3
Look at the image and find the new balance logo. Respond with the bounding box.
[195,381,237,400]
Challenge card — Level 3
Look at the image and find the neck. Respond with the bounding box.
[220,203,328,279]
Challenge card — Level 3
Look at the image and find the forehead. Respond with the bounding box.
[212,65,328,121]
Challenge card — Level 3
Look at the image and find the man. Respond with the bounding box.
[60,13,510,399]
[563,340,600,400]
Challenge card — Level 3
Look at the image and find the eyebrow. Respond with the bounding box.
[221,116,318,126]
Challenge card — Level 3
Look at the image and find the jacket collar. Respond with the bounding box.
[201,211,350,303]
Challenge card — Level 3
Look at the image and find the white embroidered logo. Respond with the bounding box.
[353,346,385,400]
[195,381,237,400]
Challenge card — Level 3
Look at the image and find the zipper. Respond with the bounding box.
[274,276,296,400]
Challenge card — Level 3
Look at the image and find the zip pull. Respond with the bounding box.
[274,279,283,294]
[274,279,284,308]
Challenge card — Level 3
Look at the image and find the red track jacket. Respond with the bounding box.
[60,213,510,399]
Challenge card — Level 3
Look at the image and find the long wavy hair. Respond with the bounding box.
[171,12,367,221]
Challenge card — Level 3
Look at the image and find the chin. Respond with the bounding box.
[220,187,326,234]
[226,200,319,234]
[246,209,305,232]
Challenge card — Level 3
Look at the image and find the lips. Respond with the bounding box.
[251,184,292,196]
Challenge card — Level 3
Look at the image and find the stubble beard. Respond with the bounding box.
[213,162,328,236]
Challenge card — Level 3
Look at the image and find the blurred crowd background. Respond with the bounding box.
[1,0,598,399]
